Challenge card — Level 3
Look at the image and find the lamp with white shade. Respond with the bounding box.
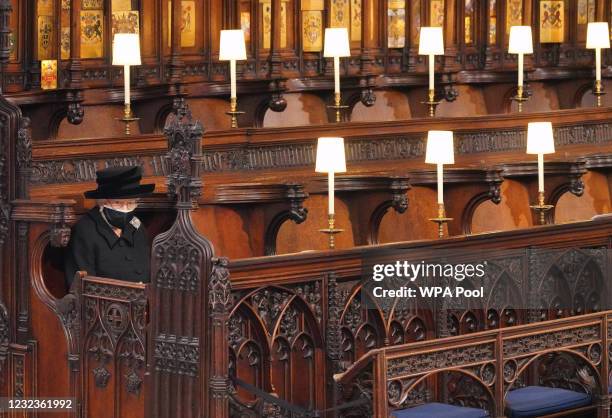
[316,137,347,248]
[219,29,247,128]
[418,27,444,117]
[586,22,610,107]
[425,130,454,238]
[527,121,555,225]
[508,26,533,112]
[112,33,141,135]
[324,28,350,122]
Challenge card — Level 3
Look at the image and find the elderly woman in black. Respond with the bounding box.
[64,165,155,287]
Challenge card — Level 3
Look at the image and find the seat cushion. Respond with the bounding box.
[505,386,591,418]
[392,402,489,418]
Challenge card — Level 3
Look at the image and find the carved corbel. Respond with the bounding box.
[569,174,585,197]
[50,223,72,248]
[368,178,411,244]
[359,76,377,107]
[267,80,287,113]
[66,102,84,125]
[263,184,309,255]
[486,170,504,204]
[440,84,459,103]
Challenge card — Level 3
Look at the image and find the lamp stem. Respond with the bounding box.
[537,153,544,193]
[334,56,340,94]
[124,65,130,105]
[596,47,602,83]
[230,59,237,98]
[437,163,443,204]
[428,54,434,90]
[328,171,335,215]
[517,53,524,87]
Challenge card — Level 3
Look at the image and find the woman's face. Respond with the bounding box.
[103,199,138,212]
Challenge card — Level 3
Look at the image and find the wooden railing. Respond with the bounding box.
[334,311,612,417]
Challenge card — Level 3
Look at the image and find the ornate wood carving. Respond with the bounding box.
[29,113,612,185]
[77,276,147,414]
[148,98,227,418]
[337,311,611,417]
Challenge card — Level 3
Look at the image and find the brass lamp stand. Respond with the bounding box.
[529,191,554,225]
[226,97,245,128]
[593,80,605,107]
[118,103,139,136]
[429,203,452,239]
[327,92,349,123]
[319,214,344,249]
[421,89,441,117]
[512,85,529,113]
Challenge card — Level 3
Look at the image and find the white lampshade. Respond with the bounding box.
[508,26,533,54]
[425,131,454,164]
[418,27,444,55]
[112,33,141,66]
[587,22,611,49]
[324,28,351,57]
[219,30,247,61]
[316,137,346,173]
[527,122,555,154]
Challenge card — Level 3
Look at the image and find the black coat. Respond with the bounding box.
[64,207,151,287]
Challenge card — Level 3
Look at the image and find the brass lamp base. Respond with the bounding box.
[512,86,529,113]
[593,80,606,108]
[319,214,344,249]
[529,191,554,226]
[421,89,440,117]
[226,97,245,128]
[117,103,139,136]
[327,92,348,123]
[428,204,452,239]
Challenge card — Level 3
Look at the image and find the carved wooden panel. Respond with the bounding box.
[79,277,147,418]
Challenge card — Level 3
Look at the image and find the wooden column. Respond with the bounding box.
[360,0,378,74]
[443,0,460,71]
[270,0,283,77]
[68,0,81,88]
[168,0,184,84]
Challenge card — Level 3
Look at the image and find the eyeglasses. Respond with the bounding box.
[106,199,138,211]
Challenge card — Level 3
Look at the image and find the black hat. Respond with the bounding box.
[84,166,155,199]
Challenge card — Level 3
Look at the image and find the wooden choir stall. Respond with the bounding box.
[1,0,612,416]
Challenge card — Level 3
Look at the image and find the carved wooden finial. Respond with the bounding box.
[163,98,204,205]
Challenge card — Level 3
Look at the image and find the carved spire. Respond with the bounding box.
[163,98,204,206]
